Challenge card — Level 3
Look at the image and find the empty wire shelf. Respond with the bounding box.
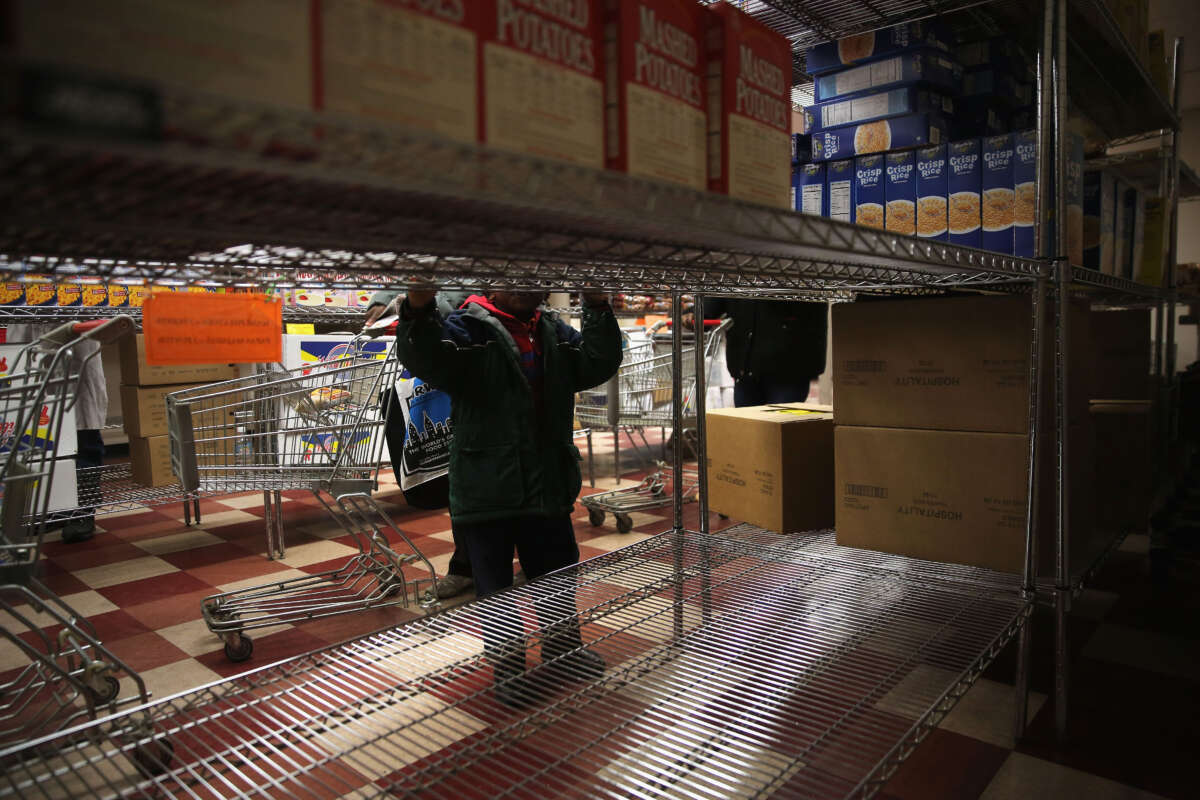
[0,526,1030,800]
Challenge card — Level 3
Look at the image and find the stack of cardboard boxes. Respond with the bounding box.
[119,334,237,487]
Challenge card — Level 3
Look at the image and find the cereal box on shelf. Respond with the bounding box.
[853,154,885,230]
[319,0,479,143]
[956,38,1024,73]
[1013,130,1037,258]
[791,133,812,164]
[915,144,948,241]
[796,162,826,216]
[811,112,947,162]
[981,134,1015,255]
[813,50,961,102]
[81,284,107,307]
[953,99,1008,138]
[705,2,792,208]
[0,282,23,305]
[805,86,954,132]
[963,69,1022,107]
[1083,169,1115,272]
[107,283,131,308]
[947,138,982,248]
[480,0,604,167]
[827,158,854,223]
[23,278,55,307]
[56,283,82,307]
[885,151,916,235]
[128,285,151,308]
[805,21,950,75]
[604,0,707,189]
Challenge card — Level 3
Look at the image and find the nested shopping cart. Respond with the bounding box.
[168,334,438,663]
[0,316,161,759]
[580,319,729,532]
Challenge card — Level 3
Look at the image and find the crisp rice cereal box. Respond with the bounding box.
[915,143,948,241]
[797,162,826,216]
[827,158,854,223]
[947,138,982,248]
[814,50,961,102]
[1013,130,1037,258]
[319,0,479,143]
[853,154,885,231]
[981,133,1015,255]
[704,2,792,208]
[604,0,707,189]
[481,0,604,167]
[884,150,916,235]
[805,21,950,76]
[107,283,130,307]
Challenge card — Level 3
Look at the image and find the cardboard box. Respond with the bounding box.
[947,138,982,248]
[131,434,174,488]
[915,144,948,240]
[827,158,854,223]
[833,294,1090,433]
[981,133,1015,254]
[319,0,479,143]
[1091,400,1153,531]
[705,2,792,208]
[796,162,827,216]
[706,404,834,533]
[952,98,1009,139]
[604,0,707,189]
[853,154,885,230]
[956,37,1024,73]
[811,111,947,162]
[805,21,950,75]
[119,334,239,387]
[813,50,961,102]
[122,382,221,438]
[884,150,916,235]
[1091,308,1151,400]
[805,86,953,132]
[1014,129,1037,257]
[480,0,604,167]
[963,68,1022,107]
[1083,170,1116,273]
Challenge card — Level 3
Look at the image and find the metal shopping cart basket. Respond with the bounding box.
[580,319,729,532]
[168,334,438,663]
[0,316,159,754]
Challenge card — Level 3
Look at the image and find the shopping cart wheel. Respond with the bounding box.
[223,634,253,663]
[88,675,121,705]
[615,513,634,534]
[588,508,605,527]
[132,737,174,778]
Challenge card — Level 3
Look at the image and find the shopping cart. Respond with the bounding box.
[580,319,730,532]
[168,332,438,663]
[0,316,158,754]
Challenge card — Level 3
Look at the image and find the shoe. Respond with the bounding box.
[494,672,541,709]
[542,647,605,683]
[62,516,95,544]
[513,569,527,586]
[434,573,473,599]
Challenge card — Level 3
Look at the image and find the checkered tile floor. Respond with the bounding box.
[8,428,1196,799]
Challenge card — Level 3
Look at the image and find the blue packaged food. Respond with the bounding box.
[827,158,855,223]
[981,134,1016,254]
[884,151,917,235]
[1013,130,1037,258]
[796,162,827,216]
[853,154,886,230]
[806,22,950,75]
[814,50,961,102]
[806,86,953,132]
[811,112,948,162]
[916,144,949,241]
[947,138,982,248]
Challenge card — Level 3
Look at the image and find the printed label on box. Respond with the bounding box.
[1013,130,1037,257]
[947,138,982,247]
[854,154,885,230]
[885,151,916,235]
[812,112,946,161]
[915,144,948,240]
[812,87,953,131]
[981,134,1015,254]
[828,158,854,223]
[814,50,961,102]
[805,21,950,75]
[798,162,826,216]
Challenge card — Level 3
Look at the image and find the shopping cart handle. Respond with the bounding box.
[650,319,723,332]
[361,314,399,338]
[73,315,135,344]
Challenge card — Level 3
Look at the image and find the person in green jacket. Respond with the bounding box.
[393,286,622,706]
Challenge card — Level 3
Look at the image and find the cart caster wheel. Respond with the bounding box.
[588,508,605,527]
[223,635,253,663]
[132,738,174,778]
[615,513,633,534]
[89,675,121,705]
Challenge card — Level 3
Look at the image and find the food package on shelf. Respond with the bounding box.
[811,112,948,162]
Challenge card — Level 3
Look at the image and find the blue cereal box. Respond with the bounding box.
[1013,130,1037,258]
[963,69,1022,107]
[981,134,1015,254]
[854,154,886,230]
[814,50,961,102]
[884,151,916,235]
[1083,169,1115,272]
[805,21,950,75]
[915,144,948,241]
[947,138,982,248]
[827,158,855,223]
[791,134,812,164]
[806,86,953,131]
[956,38,1024,74]
[811,112,948,162]
[797,162,827,216]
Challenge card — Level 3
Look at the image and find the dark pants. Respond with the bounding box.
[75,429,104,513]
[733,375,812,407]
[455,513,584,670]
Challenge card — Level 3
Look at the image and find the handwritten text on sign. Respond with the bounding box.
[143,292,282,365]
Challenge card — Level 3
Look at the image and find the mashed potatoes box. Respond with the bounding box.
[811,112,947,162]
[604,0,707,189]
[705,2,792,208]
[805,21,950,75]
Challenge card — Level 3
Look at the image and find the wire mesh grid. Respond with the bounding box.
[0,526,1029,800]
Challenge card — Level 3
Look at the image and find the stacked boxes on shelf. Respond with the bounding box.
[1083,165,1152,279]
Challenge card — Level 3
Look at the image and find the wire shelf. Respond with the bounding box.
[40,463,195,524]
[0,526,1030,800]
[1085,149,1200,199]
[1069,267,1165,303]
[0,304,381,325]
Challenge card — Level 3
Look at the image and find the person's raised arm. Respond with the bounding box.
[567,292,623,391]
[392,285,479,396]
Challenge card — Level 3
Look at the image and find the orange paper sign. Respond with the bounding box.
[143,292,282,365]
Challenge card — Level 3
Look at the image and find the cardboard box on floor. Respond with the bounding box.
[1090,308,1151,400]
[119,334,239,387]
[130,434,173,487]
[835,423,1094,574]
[706,403,834,533]
[832,295,1090,433]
